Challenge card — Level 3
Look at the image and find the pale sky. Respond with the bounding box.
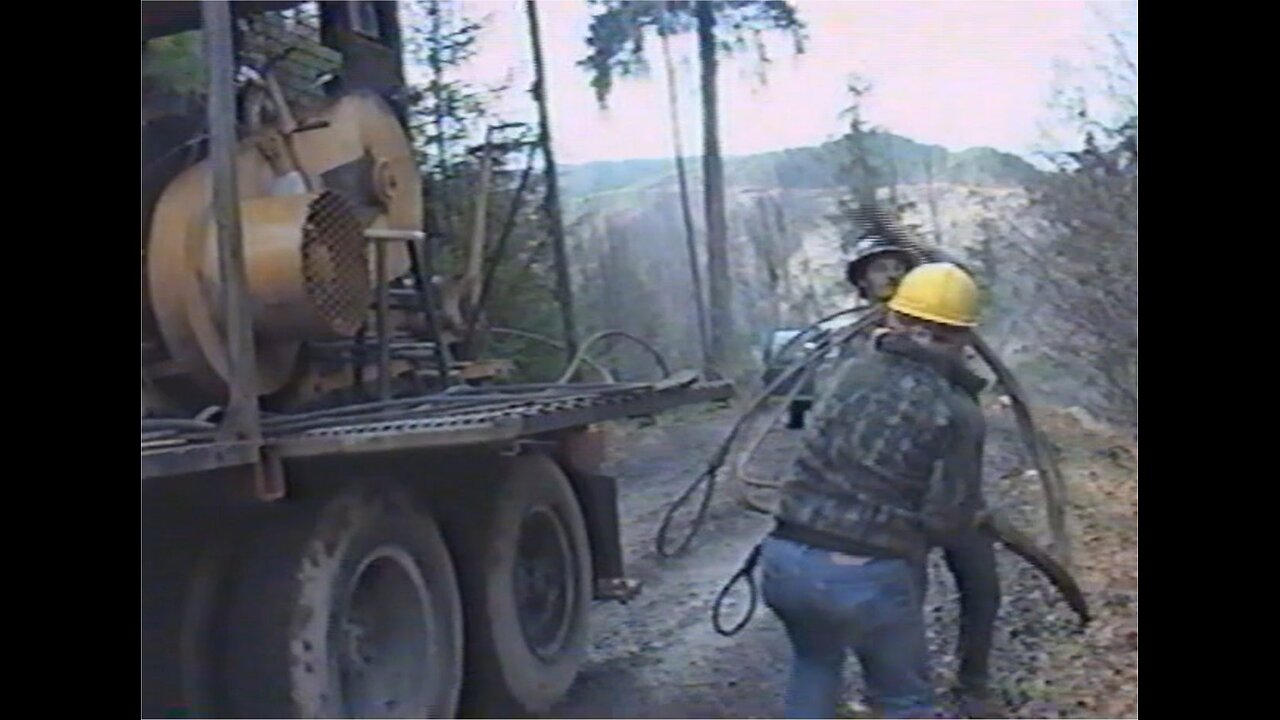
[403,0,1137,165]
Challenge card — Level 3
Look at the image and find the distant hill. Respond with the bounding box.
[560,131,1041,200]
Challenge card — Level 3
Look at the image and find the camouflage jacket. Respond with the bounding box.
[773,332,987,561]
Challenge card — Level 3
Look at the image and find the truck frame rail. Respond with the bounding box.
[142,379,734,479]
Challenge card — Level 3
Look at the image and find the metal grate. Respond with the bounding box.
[302,191,371,336]
[290,387,658,438]
[238,2,341,114]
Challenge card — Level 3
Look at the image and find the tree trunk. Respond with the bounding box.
[659,20,711,374]
[924,153,943,245]
[885,149,899,205]
[429,1,457,244]
[466,128,496,311]
[526,0,579,358]
[696,0,732,374]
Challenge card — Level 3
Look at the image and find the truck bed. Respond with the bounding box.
[142,378,734,479]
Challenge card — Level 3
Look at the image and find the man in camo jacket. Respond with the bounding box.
[842,237,1005,718]
[762,263,988,719]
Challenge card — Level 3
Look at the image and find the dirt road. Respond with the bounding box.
[547,403,1137,719]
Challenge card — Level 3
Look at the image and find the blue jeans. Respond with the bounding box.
[761,536,937,719]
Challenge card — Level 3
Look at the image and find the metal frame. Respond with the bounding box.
[141,441,261,479]
[269,381,733,460]
[142,377,734,478]
[203,0,264,445]
[142,1,736,487]
[142,1,270,490]
[365,228,428,399]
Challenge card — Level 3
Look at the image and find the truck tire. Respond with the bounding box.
[457,454,593,716]
[224,484,464,718]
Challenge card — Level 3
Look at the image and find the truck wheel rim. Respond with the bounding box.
[336,546,434,717]
[513,506,575,660]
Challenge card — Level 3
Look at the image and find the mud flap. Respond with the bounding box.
[567,471,640,602]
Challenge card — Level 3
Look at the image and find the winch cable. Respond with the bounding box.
[726,201,1087,626]
[711,348,842,636]
[655,306,883,558]
[852,201,1073,566]
[704,322,1092,628]
[731,355,821,516]
[556,330,673,384]
[712,543,763,636]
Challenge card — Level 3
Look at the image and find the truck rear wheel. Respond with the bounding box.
[224,484,464,718]
[457,454,593,716]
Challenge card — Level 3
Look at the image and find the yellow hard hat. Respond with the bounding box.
[887,262,980,327]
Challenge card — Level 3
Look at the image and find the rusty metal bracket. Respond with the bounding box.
[365,229,428,401]
[595,577,642,603]
[252,446,286,501]
[203,0,262,445]
[557,426,607,476]
[365,229,428,243]
[289,119,331,135]
[499,439,560,457]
